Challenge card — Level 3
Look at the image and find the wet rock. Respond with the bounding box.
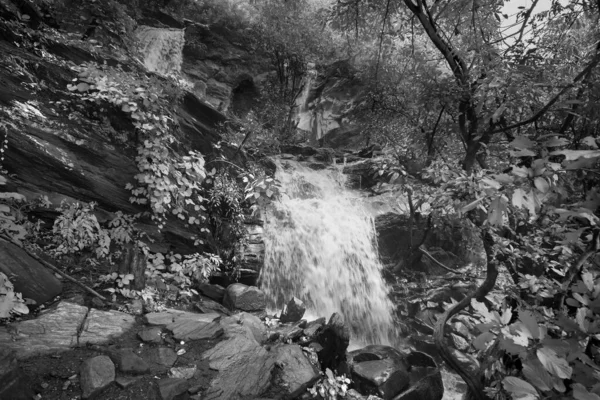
[79,355,115,399]
[202,333,273,399]
[271,344,320,398]
[394,352,443,400]
[0,301,87,359]
[303,318,326,338]
[150,347,178,367]
[138,326,164,344]
[115,375,142,389]
[170,365,197,379]
[346,345,410,400]
[79,308,136,345]
[315,313,350,371]
[145,308,220,330]
[0,348,34,400]
[158,377,190,400]
[0,239,62,305]
[223,283,266,311]
[197,283,226,302]
[108,348,150,375]
[170,318,223,341]
[280,297,306,323]
[195,296,231,315]
[222,312,267,344]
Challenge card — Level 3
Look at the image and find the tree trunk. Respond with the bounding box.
[118,243,147,290]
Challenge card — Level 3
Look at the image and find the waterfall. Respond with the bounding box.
[134,26,185,76]
[260,160,396,345]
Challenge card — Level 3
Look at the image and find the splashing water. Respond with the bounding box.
[260,160,396,345]
[134,26,184,75]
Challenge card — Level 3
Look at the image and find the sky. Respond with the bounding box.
[501,0,554,46]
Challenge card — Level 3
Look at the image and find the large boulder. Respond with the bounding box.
[345,346,443,400]
[375,213,485,274]
[280,296,306,323]
[223,283,267,311]
[315,313,350,371]
[79,355,115,399]
[0,239,62,305]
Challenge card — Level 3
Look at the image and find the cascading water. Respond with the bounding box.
[260,160,396,345]
[134,26,185,75]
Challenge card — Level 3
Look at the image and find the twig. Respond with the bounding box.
[0,234,113,304]
[418,245,462,274]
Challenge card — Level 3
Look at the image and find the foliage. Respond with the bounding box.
[146,251,221,289]
[0,174,27,244]
[0,272,28,319]
[308,368,351,400]
[67,62,208,231]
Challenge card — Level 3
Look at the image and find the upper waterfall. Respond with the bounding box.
[134,26,185,76]
[260,160,396,345]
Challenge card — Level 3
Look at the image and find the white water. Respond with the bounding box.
[134,26,185,76]
[260,160,396,345]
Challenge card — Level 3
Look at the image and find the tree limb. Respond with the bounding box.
[434,229,498,400]
[0,234,113,305]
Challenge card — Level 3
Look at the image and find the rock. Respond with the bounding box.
[220,312,267,344]
[79,308,136,345]
[138,326,164,344]
[0,347,17,377]
[197,283,226,302]
[150,347,178,367]
[0,301,87,359]
[115,375,141,388]
[145,309,219,327]
[346,345,410,400]
[128,299,144,315]
[315,313,350,371]
[168,317,223,341]
[0,348,34,400]
[108,348,150,375]
[303,318,326,338]
[0,367,35,400]
[280,297,306,323]
[375,213,485,275]
[170,365,197,379]
[202,333,273,400]
[223,283,266,311]
[79,355,115,399]
[270,345,320,398]
[158,378,190,400]
[0,239,62,305]
[195,296,231,315]
[393,352,443,400]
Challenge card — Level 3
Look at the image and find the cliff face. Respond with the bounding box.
[0,0,267,254]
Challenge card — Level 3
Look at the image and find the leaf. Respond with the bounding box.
[576,307,589,333]
[573,383,600,400]
[523,358,553,391]
[511,166,531,178]
[582,272,594,292]
[581,136,598,149]
[517,309,540,339]
[543,137,569,147]
[488,196,507,227]
[536,347,572,379]
[510,136,536,149]
[534,177,549,193]
[471,299,495,322]
[502,376,538,399]
[481,177,501,189]
[266,189,273,198]
[473,331,495,351]
[76,82,90,92]
[550,149,600,161]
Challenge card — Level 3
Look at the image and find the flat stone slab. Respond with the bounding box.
[145,309,220,326]
[79,308,136,345]
[0,302,87,359]
[170,320,223,341]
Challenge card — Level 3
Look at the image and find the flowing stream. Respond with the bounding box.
[260,160,396,345]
